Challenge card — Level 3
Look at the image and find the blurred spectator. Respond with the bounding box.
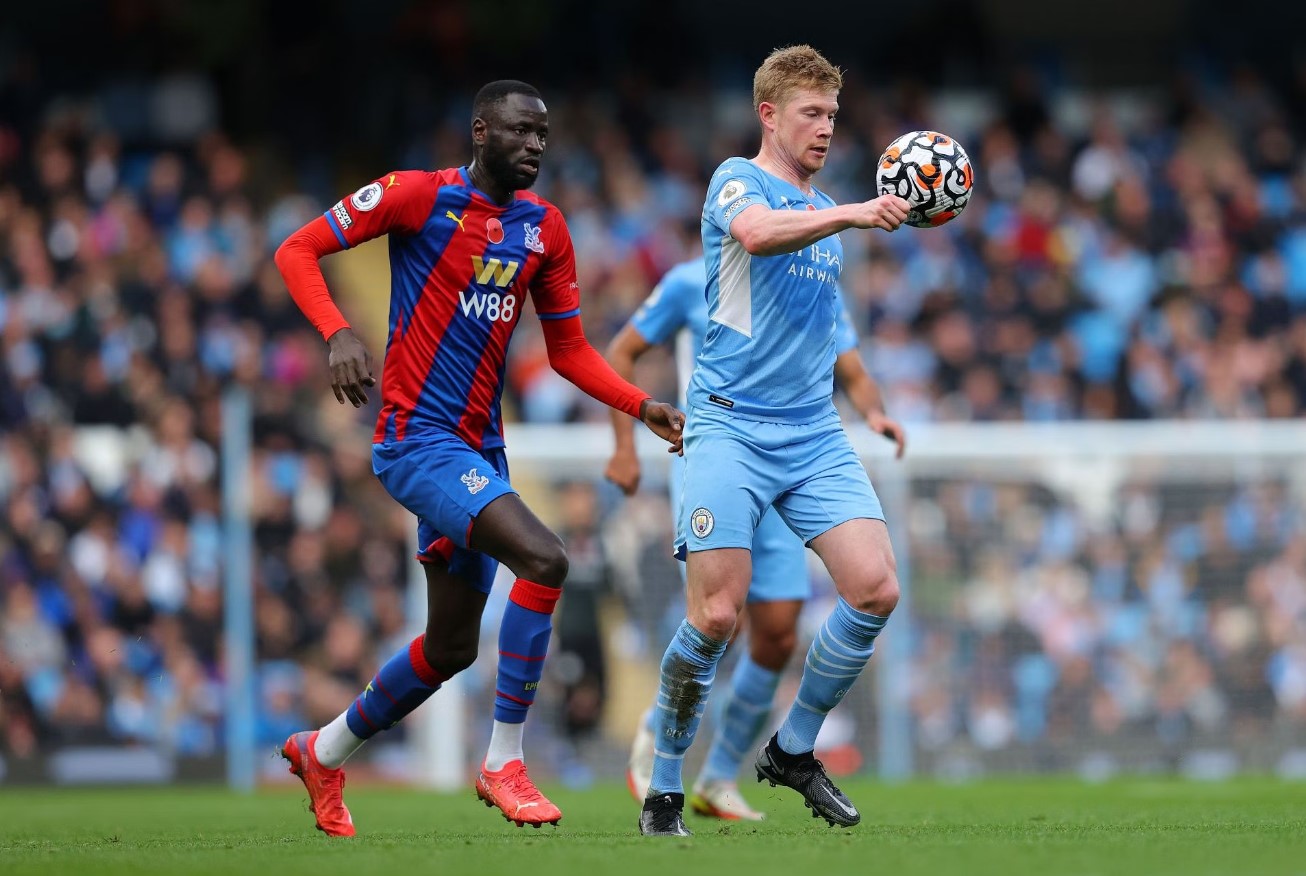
[549,481,617,786]
[2,39,1306,780]
[906,472,1305,775]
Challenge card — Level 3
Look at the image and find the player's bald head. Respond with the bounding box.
[473,80,545,124]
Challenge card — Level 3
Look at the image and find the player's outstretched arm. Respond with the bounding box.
[729,195,911,257]
[834,349,906,459]
[540,314,684,452]
[604,324,657,495]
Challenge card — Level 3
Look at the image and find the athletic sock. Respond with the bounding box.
[484,720,526,772]
[699,653,781,784]
[648,620,729,795]
[487,578,561,768]
[320,634,445,768]
[777,599,887,756]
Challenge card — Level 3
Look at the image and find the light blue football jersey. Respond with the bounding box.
[630,255,858,408]
[691,158,845,422]
[629,258,709,407]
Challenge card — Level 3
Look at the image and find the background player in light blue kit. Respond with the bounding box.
[638,45,912,836]
[605,256,905,821]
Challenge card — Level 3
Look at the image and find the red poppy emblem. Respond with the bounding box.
[486,218,504,244]
[806,203,817,211]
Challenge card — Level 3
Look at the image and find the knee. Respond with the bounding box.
[519,534,569,588]
[687,599,738,643]
[423,637,478,679]
[844,553,900,617]
[750,626,798,671]
[868,575,901,617]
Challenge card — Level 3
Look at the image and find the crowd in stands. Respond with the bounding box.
[2,55,1305,776]
[904,474,1305,776]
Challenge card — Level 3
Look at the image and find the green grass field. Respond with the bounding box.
[3,779,1304,876]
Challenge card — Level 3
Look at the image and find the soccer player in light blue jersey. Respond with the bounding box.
[605,256,905,822]
[637,45,912,836]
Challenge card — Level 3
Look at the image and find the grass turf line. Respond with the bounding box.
[2,778,1304,876]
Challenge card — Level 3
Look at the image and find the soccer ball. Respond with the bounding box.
[876,130,974,228]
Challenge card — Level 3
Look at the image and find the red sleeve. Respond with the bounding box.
[541,315,650,419]
[273,215,350,340]
[274,170,436,341]
[324,170,435,248]
[528,207,581,320]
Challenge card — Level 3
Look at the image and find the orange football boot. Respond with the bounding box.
[281,730,355,837]
[474,759,562,827]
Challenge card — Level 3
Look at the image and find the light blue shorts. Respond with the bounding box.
[674,404,884,562]
[670,453,810,603]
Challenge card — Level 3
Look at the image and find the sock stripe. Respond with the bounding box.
[802,661,863,680]
[656,698,707,716]
[352,699,380,730]
[496,689,532,706]
[499,649,548,662]
[408,635,446,687]
[818,625,862,653]
[816,629,868,663]
[793,694,823,715]
[808,648,865,670]
[652,749,687,761]
[509,578,562,614]
[372,678,399,705]
[809,650,865,672]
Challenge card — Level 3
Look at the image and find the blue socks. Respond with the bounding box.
[700,654,781,783]
[649,620,729,795]
[777,598,887,755]
[346,635,446,738]
[493,578,562,724]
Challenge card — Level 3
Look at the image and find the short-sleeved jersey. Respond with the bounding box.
[324,167,581,450]
[691,158,844,422]
[631,256,858,407]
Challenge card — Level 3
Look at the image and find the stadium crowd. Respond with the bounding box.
[2,54,1306,776]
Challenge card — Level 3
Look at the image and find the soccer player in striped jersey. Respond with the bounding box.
[606,257,905,821]
[274,80,684,836]
[638,47,912,836]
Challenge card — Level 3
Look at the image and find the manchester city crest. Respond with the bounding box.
[690,507,714,538]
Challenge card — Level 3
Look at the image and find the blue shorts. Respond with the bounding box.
[670,453,810,603]
[674,404,883,560]
[372,434,516,594]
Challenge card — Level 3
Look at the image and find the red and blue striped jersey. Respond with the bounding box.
[323,167,581,450]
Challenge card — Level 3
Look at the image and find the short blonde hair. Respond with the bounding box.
[753,45,843,111]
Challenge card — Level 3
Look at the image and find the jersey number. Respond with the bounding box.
[459,290,516,323]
